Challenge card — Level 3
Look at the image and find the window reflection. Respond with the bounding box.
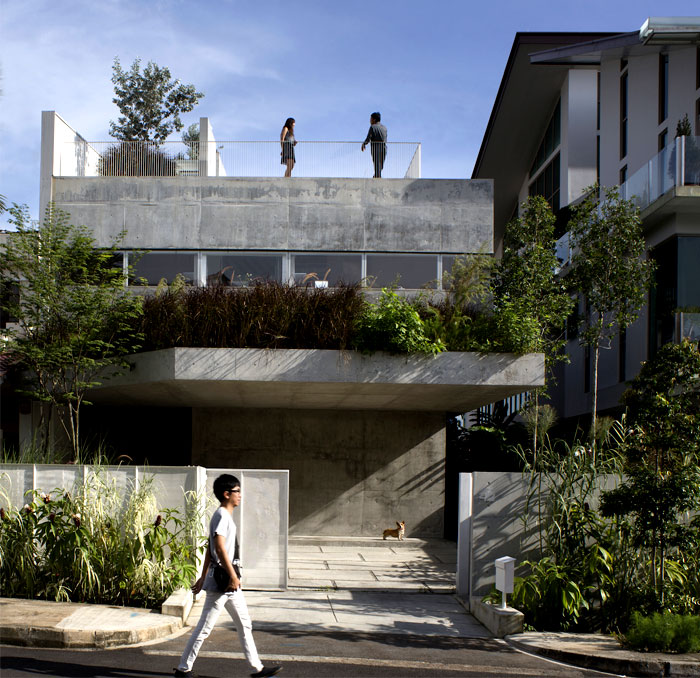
[206,254,282,287]
[366,254,437,289]
[130,252,197,286]
[293,254,361,287]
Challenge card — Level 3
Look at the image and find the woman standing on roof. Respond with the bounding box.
[280,117,297,177]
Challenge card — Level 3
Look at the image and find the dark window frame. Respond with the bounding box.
[620,70,629,159]
[618,327,627,383]
[659,53,669,124]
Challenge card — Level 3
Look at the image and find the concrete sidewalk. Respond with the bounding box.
[0,597,182,649]
[509,632,700,677]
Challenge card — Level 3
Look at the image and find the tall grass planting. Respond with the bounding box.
[140,281,365,351]
[0,470,203,607]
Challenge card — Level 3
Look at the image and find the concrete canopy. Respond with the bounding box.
[89,348,544,412]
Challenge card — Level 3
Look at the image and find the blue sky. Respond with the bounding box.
[1,0,698,228]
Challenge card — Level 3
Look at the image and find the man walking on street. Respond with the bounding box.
[174,474,281,678]
[362,112,387,178]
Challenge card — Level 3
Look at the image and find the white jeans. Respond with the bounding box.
[178,588,264,673]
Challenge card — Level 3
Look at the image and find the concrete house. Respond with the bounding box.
[0,112,544,537]
[473,18,700,423]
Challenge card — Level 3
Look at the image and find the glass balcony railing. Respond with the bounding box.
[620,135,700,211]
[675,312,700,344]
[556,135,700,265]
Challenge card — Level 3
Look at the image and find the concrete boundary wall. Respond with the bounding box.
[457,472,538,599]
[457,471,623,599]
[0,464,288,590]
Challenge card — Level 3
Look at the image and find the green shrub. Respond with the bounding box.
[625,612,700,653]
[419,297,539,354]
[354,288,444,355]
[506,557,590,631]
[139,279,541,356]
[0,471,203,607]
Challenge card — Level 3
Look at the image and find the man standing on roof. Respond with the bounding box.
[361,112,387,178]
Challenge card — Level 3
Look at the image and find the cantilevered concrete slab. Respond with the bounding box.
[90,347,544,411]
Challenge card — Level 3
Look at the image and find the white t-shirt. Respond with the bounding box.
[204,507,237,591]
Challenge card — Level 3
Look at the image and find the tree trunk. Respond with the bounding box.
[591,344,600,463]
[533,392,543,556]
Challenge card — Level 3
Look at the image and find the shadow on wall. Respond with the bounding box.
[191,407,447,537]
[471,471,539,597]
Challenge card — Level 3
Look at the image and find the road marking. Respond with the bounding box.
[144,649,558,674]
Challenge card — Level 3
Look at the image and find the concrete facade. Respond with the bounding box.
[50,176,493,255]
[87,348,545,412]
[192,408,446,537]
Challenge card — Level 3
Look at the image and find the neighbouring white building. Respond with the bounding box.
[473,17,700,423]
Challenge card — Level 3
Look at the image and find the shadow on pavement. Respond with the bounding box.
[0,656,186,678]
[245,628,507,652]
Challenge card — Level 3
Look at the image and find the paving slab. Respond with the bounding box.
[285,560,330,570]
[296,551,365,561]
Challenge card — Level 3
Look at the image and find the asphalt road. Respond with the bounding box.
[1,628,619,678]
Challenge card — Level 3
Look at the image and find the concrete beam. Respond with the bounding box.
[90,347,544,411]
[51,177,494,254]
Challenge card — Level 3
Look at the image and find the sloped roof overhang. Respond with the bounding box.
[471,32,617,247]
[89,347,544,412]
[531,19,700,65]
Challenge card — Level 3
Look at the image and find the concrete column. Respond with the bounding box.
[199,117,216,177]
[39,111,57,221]
[456,472,473,598]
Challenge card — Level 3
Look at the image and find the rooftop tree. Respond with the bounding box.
[109,57,204,144]
[0,204,143,459]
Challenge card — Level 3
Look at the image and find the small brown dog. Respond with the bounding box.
[382,521,405,540]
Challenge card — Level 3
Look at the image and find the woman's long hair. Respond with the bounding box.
[282,117,295,133]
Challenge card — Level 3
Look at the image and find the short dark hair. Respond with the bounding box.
[213,474,240,502]
[371,112,381,122]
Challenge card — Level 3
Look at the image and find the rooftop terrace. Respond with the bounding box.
[44,113,420,180]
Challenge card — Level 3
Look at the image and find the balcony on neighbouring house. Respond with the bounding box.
[556,135,700,266]
[674,312,700,344]
[619,135,700,211]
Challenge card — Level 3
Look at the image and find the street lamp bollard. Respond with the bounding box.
[495,556,515,609]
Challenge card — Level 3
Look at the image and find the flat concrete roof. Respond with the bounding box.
[90,348,544,412]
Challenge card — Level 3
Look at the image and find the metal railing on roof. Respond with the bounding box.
[57,140,422,179]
